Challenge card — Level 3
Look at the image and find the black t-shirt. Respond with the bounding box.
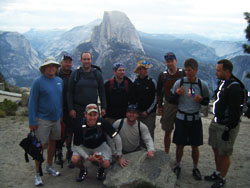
[73,117,117,148]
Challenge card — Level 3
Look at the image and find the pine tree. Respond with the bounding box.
[243,12,250,54]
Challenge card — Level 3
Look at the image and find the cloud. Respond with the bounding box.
[0,0,249,40]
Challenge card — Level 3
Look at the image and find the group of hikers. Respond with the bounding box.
[28,51,244,188]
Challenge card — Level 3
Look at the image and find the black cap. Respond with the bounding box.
[164,52,176,61]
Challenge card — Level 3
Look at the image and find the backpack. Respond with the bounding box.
[160,68,185,104]
[227,75,248,116]
[117,118,141,138]
[162,68,185,83]
[109,78,129,93]
[74,64,102,84]
[81,117,103,144]
[19,131,44,176]
[180,77,203,97]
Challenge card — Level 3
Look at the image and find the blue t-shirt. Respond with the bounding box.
[28,75,63,125]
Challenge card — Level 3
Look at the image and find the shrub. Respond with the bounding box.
[0,109,6,117]
[0,99,18,116]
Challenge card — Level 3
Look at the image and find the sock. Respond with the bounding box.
[215,170,221,175]
[175,162,181,167]
[193,164,198,169]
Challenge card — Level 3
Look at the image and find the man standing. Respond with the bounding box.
[169,58,210,180]
[205,59,242,188]
[55,55,74,167]
[71,104,121,182]
[157,52,185,153]
[104,63,133,124]
[133,60,157,140]
[109,104,155,168]
[68,51,106,126]
[29,57,62,186]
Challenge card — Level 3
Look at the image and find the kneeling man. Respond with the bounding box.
[71,104,121,182]
[109,104,155,168]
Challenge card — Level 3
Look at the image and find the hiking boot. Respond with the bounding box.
[68,160,75,169]
[76,168,88,182]
[205,172,220,182]
[34,173,43,186]
[173,166,181,179]
[192,168,202,180]
[96,167,106,181]
[55,149,64,165]
[211,178,226,188]
[46,166,61,176]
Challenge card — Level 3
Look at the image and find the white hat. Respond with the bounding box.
[39,56,60,73]
[85,104,98,114]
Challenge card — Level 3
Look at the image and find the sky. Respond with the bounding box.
[0,0,249,40]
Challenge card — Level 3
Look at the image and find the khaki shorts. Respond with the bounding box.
[138,112,156,140]
[35,118,61,144]
[73,142,112,161]
[208,121,240,156]
[160,101,178,132]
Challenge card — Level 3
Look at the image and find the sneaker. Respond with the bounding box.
[173,166,181,179]
[46,166,61,176]
[192,168,202,180]
[34,173,43,186]
[96,167,106,181]
[76,168,88,182]
[211,177,226,188]
[205,172,220,182]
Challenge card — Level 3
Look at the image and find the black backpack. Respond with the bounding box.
[228,75,248,116]
[19,131,44,176]
[74,64,102,84]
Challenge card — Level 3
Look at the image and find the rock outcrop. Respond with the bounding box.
[104,150,176,188]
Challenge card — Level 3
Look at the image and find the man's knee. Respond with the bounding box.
[71,155,81,164]
[101,160,110,168]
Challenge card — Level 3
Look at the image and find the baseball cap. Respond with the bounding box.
[127,104,138,112]
[164,52,176,61]
[113,63,125,71]
[85,104,98,114]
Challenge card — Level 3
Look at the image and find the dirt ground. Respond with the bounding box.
[0,113,250,188]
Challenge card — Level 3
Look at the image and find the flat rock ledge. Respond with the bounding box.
[104,150,177,188]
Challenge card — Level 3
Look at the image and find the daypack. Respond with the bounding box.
[227,74,248,116]
[160,68,185,104]
[109,78,129,93]
[19,131,44,176]
[162,68,185,83]
[180,77,203,97]
[74,64,102,84]
[117,118,142,139]
[81,117,103,144]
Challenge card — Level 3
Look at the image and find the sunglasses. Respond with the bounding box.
[142,61,150,65]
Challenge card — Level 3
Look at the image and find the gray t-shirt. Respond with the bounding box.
[171,77,209,121]
[111,118,155,153]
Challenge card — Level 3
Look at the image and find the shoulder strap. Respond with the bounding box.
[109,78,115,92]
[124,79,129,93]
[138,121,141,138]
[117,118,124,133]
[180,78,203,96]
[198,79,203,97]
[74,67,81,83]
[93,68,98,82]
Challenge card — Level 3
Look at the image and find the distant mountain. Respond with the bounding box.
[68,11,164,81]
[0,31,41,86]
[24,19,101,57]
[139,33,218,66]
[231,55,250,91]
[207,41,245,58]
